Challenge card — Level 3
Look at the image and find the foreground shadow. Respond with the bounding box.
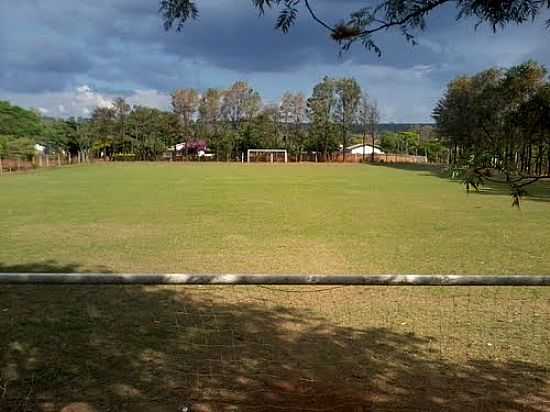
[1,266,549,411]
[0,260,111,273]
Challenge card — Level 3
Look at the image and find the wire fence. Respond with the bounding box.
[1,274,549,411]
[0,155,86,175]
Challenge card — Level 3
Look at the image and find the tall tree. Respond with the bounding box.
[172,88,199,159]
[113,98,131,153]
[261,104,283,148]
[279,92,294,150]
[366,99,381,162]
[280,92,307,158]
[91,106,117,159]
[198,88,222,135]
[308,77,337,161]
[221,81,261,130]
[334,78,362,161]
[290,93,307,161]
[358,93,370,161]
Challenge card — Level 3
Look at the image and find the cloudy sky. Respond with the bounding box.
[1,1,549,122]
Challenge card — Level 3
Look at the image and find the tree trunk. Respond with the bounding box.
[362,129,366,162]
[371,128,375,163]
[341,116,346,162]
[527,143,532,174]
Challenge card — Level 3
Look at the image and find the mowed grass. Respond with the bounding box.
[0,162,549,274]
[1,163,550,411]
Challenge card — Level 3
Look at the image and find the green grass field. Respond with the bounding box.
[1,162,549,274]
[1,163,550,411]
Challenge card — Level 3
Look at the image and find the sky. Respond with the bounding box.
[1,0,550,123]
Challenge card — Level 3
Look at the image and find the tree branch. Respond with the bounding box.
[357,0,451,37]
[303,0,335,33]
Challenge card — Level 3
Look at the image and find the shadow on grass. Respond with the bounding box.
[376,163,550,203]
[1,262,549,411]
[372,162,451,178]
[0,260,111,274]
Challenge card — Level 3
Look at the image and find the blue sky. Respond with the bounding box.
[1,0,549,122]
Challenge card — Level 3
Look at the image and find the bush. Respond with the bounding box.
[112,153,137,162]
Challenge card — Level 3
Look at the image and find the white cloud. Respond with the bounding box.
[0,85,172,118]
[1,62,442,122]
[127,90,171,111]
[73,85,113,110]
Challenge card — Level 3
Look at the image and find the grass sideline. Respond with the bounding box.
[1,163,549,411]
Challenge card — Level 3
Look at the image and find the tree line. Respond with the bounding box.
[434,60,550,204]
[1,77,388,162]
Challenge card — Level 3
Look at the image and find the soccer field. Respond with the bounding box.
[1,163,550,411]
[1,162,549,274]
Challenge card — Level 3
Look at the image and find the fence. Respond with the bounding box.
[0,154,83,174]
[1,274,549,411]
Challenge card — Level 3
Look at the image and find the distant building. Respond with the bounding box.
[346,144,384,156]
[166,140,214,159]
[34,144,46,153]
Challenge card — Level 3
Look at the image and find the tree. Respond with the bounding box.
[334,78,362,161]
[261,104,283,148]
[91,107,117,159]
[279,92,294,150]
[221,81,261,130]
[280,92,307,159]
[172,89,199,159]
[357,93,370,161]
[434,61,550,206]
[6,138,36,161]
[113,98,131,153]
[307,77,337,161]
[366,99,380,162]
[198,88,222,136]
[0,101,42,138]
[160,1,550,54]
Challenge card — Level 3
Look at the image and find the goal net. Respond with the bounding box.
[1,277,549,411]
[247,149,288,163]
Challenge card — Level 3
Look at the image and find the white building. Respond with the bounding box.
[34,144,46,153]
[346,144,384,156]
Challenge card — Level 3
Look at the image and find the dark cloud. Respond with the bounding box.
[1,0,549,121]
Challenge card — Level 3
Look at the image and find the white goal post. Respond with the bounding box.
[247,149,288,163]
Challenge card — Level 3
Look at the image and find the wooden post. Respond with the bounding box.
[57,154,61,167]
[0,157,3,176]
